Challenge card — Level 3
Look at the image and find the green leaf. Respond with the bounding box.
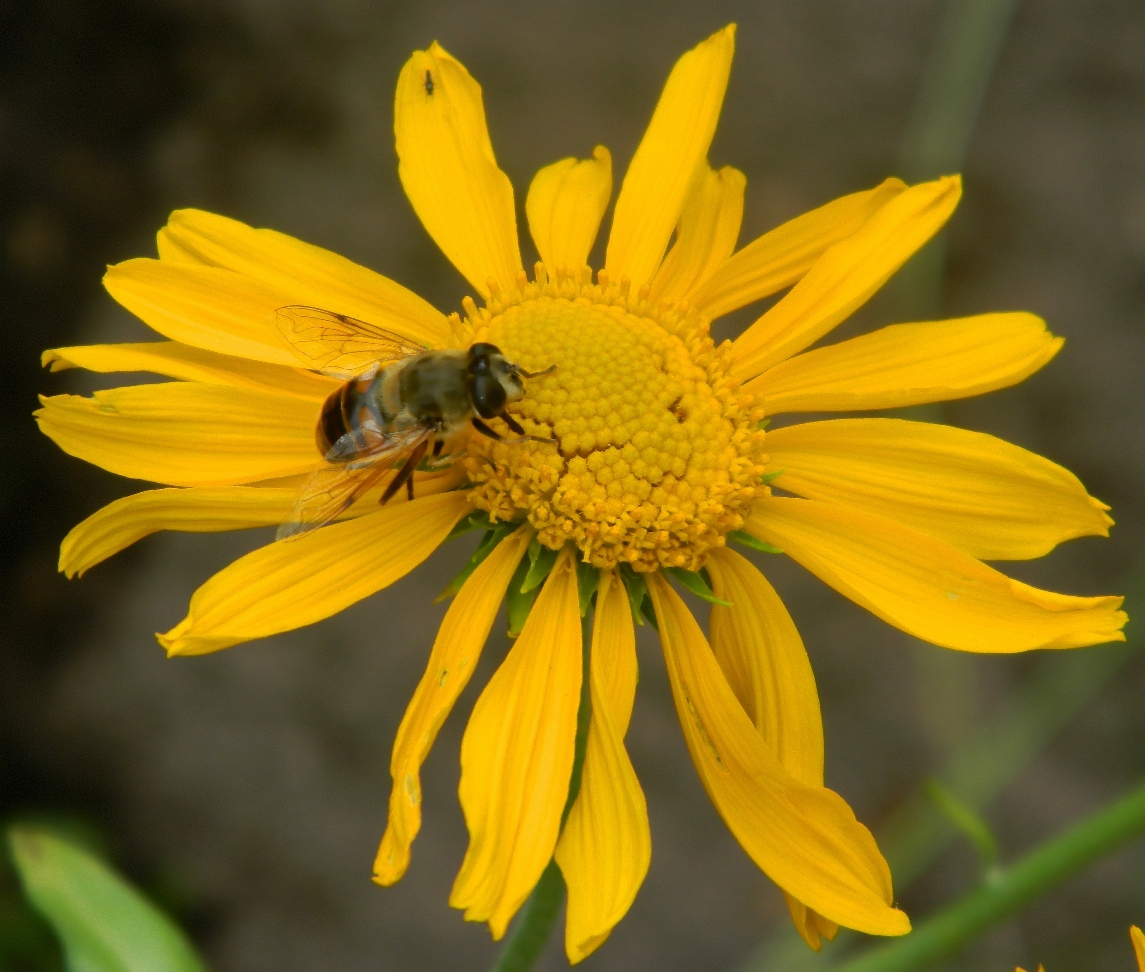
[664,567,732,607]
[576,561,599,616]
[520,541,558,594]
[760,468,785,485]
[434,523,516,603]
[617,565,648,627]
[442,509,494,544]
[728,530,784,554]
[924,779,999,871]
[7,826,206,972]
[506,554,539,637]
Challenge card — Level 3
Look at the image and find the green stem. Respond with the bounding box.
[490,608,594,972]
[835,779,1145,972]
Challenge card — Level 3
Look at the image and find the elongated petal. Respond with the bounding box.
[748,313,1062,414]
[58,469,463,580]
[37,384,321,487]
[646,574,909,936]
[526,147,612,272]
[705,550,836,951]
[375,527,531,886]
[555,570,650,963]
[43,342,337,400]
[61,486,294,578]
[605,26,735,291]
[159,491,470,655]
[731,176,962,380]
[691,178,907,320]
[1132,925,1144,972]
[649,161,745,305]
[706,549,823,783]
[784,896,839,952]
[746,497,1126,652]
[104,260,302,366]
[395,43,522,298]
[157,209,450,349]
[765,419,1112,561]
[451,549,582,938]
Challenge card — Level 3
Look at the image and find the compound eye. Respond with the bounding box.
[472,374,507,418]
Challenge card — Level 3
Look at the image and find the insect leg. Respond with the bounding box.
[472,417,504,441]
[502,413,526,436]
[382,440,429,505]
[432,439,444,458]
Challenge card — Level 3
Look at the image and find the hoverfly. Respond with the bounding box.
[274,306,552,541]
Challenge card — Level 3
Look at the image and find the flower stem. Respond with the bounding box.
[490,608,594,972]
[834,778,1145,972]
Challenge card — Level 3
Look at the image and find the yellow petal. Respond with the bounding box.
[748,313,1062,414]
[746,497,1127,652]
[395,43,522,299]
[690,177,907,320]
[157,209,450,349]
[58,469,463,580]
[1131,925,1144,972]
[104,259,303,365]
[604,26,735,291]
[36,384,321,487]
[451,549,582,938]
[648,161,745,305]
[706,550,834,950]
[158,491,470,655]
[765,419,1113,561]
[374,527,531,886]
[60,486,295,578]
[731,176,962,380]
[783,894,839,952]
[43,342,337,400]
[526,147,613,272]
[646,573,909,936]
[706,549,823,784]
[554,571,650,963]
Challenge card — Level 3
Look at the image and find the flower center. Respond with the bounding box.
[454,267,767,572]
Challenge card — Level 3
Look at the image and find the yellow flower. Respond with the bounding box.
[36,24,1126,963]
[1017,925,1145,972]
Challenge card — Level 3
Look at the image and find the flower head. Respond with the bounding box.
[38,25,1126,962]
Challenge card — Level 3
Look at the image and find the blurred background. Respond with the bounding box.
[2,0,1143,969]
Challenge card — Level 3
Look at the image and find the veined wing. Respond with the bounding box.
[275,305,430,380]
[276,426,431,541]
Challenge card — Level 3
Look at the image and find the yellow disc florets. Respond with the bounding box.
[454,265,768,572]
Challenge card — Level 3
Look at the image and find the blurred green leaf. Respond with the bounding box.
[7,826,206,972]
[923,778,999,874]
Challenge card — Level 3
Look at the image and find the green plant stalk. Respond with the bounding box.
[834,778,1145,972]
[490,608,593,972]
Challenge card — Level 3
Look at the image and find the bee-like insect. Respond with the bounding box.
[274,305,552,541]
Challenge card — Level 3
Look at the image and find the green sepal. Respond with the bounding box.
[640,594,659,630]
[576,561,599,616]
[664,566,732,607]
[728,529,783,554]
[7,825,207,972]
[443,509,494,543]
[506,554,539,637]
[434,522,516,603]
[760,468,785,485]
[618,564,648,627]
[521,540,559,594]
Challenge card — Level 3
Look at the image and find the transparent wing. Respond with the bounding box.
[276,425,431,541]
[275,305,430,380]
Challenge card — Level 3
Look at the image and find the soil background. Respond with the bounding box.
[2,1,1144,970]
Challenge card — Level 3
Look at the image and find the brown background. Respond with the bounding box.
[2,0,1143,969]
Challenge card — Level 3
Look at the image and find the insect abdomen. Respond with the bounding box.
[316,373,388,458]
